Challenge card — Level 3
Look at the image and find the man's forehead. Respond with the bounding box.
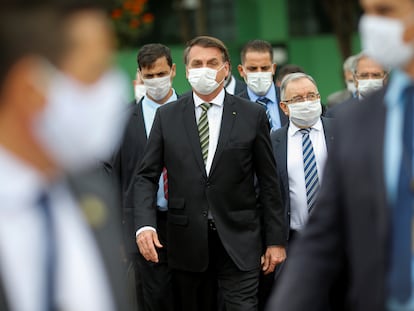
[244,51,272,63]
[286,79,317,94]
[188,46,222,60]
[360,0,413,15]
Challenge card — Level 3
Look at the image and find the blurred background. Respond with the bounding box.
[110,0,362,103]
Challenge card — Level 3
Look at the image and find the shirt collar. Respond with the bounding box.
[0,146,50,207]
[385,69,412,108]
[247,83,277,104]
[193,88,225,108]
[142,89,178,109]
[288,118,323,137]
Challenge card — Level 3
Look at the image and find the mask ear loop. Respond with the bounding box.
[216,62,228,86]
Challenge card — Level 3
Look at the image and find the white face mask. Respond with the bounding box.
[142,73,172,101]
[357,78,384,99]
[134,84,147,102]
[288,99,322,128]
[188,65,225,95]
[245,71,273,96]
[346,81,357,94]
[33,68,129,173]
[359,14,414,69]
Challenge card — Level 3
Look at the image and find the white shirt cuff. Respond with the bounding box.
[136,226,156,237]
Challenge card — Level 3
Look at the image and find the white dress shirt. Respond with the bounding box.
[225,75,236,95]
[193,89,224,176]
[0,147,115,311]
[287,119,328,231]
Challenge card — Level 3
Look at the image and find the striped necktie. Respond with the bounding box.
[300,128,319,212]
[256,97,273,131]
[198,103,212,164]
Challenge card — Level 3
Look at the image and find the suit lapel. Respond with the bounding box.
[209,94,236,177]
[274,125,289,194]
[321,117,335,152]
[135,101,148,144]
[182,95,207,175]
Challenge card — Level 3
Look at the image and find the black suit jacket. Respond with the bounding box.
[234,77,247,95]
[266,89,388,311]
[133,91,286,272]
[0,169,131,311]
[109,99,148,254]
[270,117,334,240]
[236,87,289,128]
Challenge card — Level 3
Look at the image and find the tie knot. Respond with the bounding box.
[201,102,212,112]
[257,97,270,106]
[299,128,311,136]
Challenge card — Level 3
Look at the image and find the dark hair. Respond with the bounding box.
[276,64,305,83]
[240,40,273,64]
[0,0,108,88]
[137,43,173,70]
[0,7,63,87]
[183,36,230,65]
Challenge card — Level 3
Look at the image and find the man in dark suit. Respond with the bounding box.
[270,73,341,310]
[133,35,286,311]
[0,1,131,310]
[236,40,289,131]
[271,73,334,242]
[266,0,414,310]
[110,43,178,311]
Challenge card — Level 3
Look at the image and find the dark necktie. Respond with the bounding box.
[389,85,414,303]
[162,167,168,200]
[299,128,319,212]
[256,97,273,131]
[198,103,212,164]
[37,191,57,311]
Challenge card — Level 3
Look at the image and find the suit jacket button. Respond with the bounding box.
[202,211,208,217]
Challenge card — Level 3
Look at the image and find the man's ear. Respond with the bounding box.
[11,57,49,119]
[171,63,177,79]
[403,22,414,43]
[237,64,246,79]
[280,102,289,116]
[272,63,277,75]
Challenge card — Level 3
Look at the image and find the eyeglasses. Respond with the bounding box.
[283,93,320,104]
[354,72,386,80]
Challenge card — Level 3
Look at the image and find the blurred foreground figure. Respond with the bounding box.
[266,0,414,310]
[0,1,130,311]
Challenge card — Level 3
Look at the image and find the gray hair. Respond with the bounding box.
[351,52,389,75]
[280,72,318,101]
[343,54,357,72]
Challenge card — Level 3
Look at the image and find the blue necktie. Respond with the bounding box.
[37,191,57,311]
[256,97,274,132]
[300,128,319,212]
[389,85,414,303]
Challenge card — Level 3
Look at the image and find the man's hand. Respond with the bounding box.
[136,230,163,263]
[261,246,286,275]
